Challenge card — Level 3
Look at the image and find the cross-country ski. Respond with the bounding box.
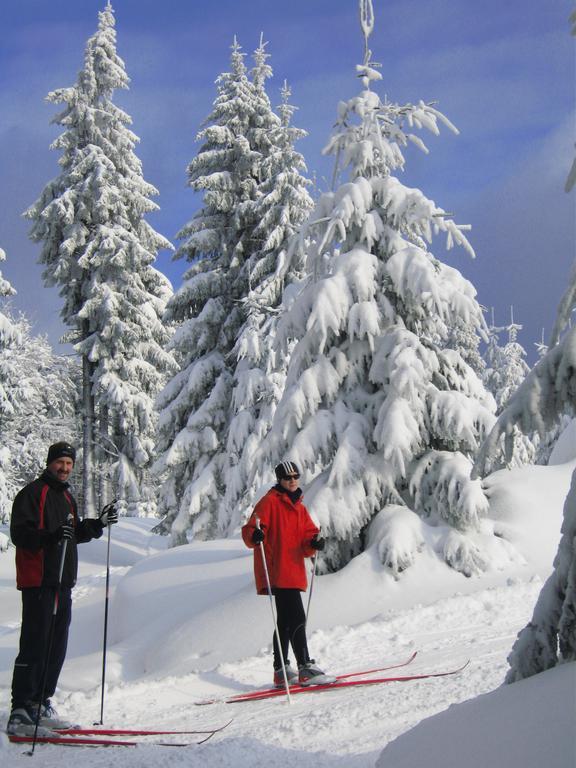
[216,660,470,705]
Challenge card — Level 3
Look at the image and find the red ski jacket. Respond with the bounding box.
[242,487,318,594]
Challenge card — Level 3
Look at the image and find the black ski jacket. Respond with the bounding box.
[10,470,104,589]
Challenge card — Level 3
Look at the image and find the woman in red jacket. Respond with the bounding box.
[242,461,333,687]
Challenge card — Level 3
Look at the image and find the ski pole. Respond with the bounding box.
[28,514,73,756]
[255,517,292,705]
[96,501,116,725]
[306,552,318,624]
[306,527,321,623]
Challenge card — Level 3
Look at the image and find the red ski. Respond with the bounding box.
[9,730,221,748]
[218,658,469,704]
[197,650,418,705]
[55,719,232,738]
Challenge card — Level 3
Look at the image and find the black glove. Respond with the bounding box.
[311,535,325,551]
[99,501,119,527]
[56,523,74,541]
[252,528,265,544]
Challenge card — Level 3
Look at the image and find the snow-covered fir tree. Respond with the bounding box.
[220,76,314,535]
[484,308,536,466]
[255,0,501,577]
[0,307,80,522]
[474,312,576,679]
[0,248,19,422]
[483,309,506,405]
[154,38,264,542]
[155,38,312,542]
[474,77,576,679]
[25,3,176,516]
[495,308,531,409]
[534,329,571,464]
[0,247,20,520]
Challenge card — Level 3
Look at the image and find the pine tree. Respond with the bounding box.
[475,322,576,679]
[25,3,176,515]
[496,308,531,408]
[474,30,576,673]
[155,37,313,542]
[255,1,499,577]
[484,308,536,467]
[0,308,80,522]
[0,247,20,520]
[483,309,506,405]
[0,248,20,420]
[220,75,314,534]
[154,39,263,543]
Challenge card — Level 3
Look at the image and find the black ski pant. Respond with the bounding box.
[11,587,72,709]
[272,588,311,670]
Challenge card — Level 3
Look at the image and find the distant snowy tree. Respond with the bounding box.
[0,247,20,519]
[0,248,20,420]
[0,309,80,522]
[496,309,531,409]
[155,38,312,542]
[25,3,175,516]
[254,3,499,577]
[482,311,507,408]
[483,309,537,467]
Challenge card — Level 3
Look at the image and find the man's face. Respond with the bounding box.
[279,475,300,491]
[47,457,74,482]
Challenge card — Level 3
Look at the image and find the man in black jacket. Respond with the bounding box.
[7,441,118,736]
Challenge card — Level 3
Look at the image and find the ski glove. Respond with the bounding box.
[311,535,325,551]
[56,523,74,541]
[252,528,265,544]
[99,501,119,527]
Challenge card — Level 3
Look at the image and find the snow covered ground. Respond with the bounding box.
[0,460,574,767]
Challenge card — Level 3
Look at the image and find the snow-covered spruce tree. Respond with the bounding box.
[0,247,20,521]
[155,37,313,542]
[0,310,80,522]
[474,299,576,679]
[483,309,536,467]
[495,309,531,409]
[255,2,501,576]
[0,248,20,421]
[474,93,576,680]
[220,74,314,535]
[25,3,176,516]
[483,310,506,404]
[154,39,268,543]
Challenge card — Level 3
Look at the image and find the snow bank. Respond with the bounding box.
[549,419,576,464]
[376,662,576,768]
[75,459,570,682]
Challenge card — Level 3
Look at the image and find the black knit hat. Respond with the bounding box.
[46,441,76,465]
[275,461,300,480]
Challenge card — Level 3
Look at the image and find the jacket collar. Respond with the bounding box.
[273,484,302,505]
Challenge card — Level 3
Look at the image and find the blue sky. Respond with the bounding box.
[0,0,574,362]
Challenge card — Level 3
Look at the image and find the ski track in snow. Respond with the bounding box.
[0,579,541,767]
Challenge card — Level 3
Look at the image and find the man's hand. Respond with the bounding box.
[56,523,74,541]
[99,501,119,527]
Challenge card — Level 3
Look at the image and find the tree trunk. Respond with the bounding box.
[82,354,97,517]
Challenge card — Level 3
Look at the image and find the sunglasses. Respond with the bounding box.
[285,474,300,480]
